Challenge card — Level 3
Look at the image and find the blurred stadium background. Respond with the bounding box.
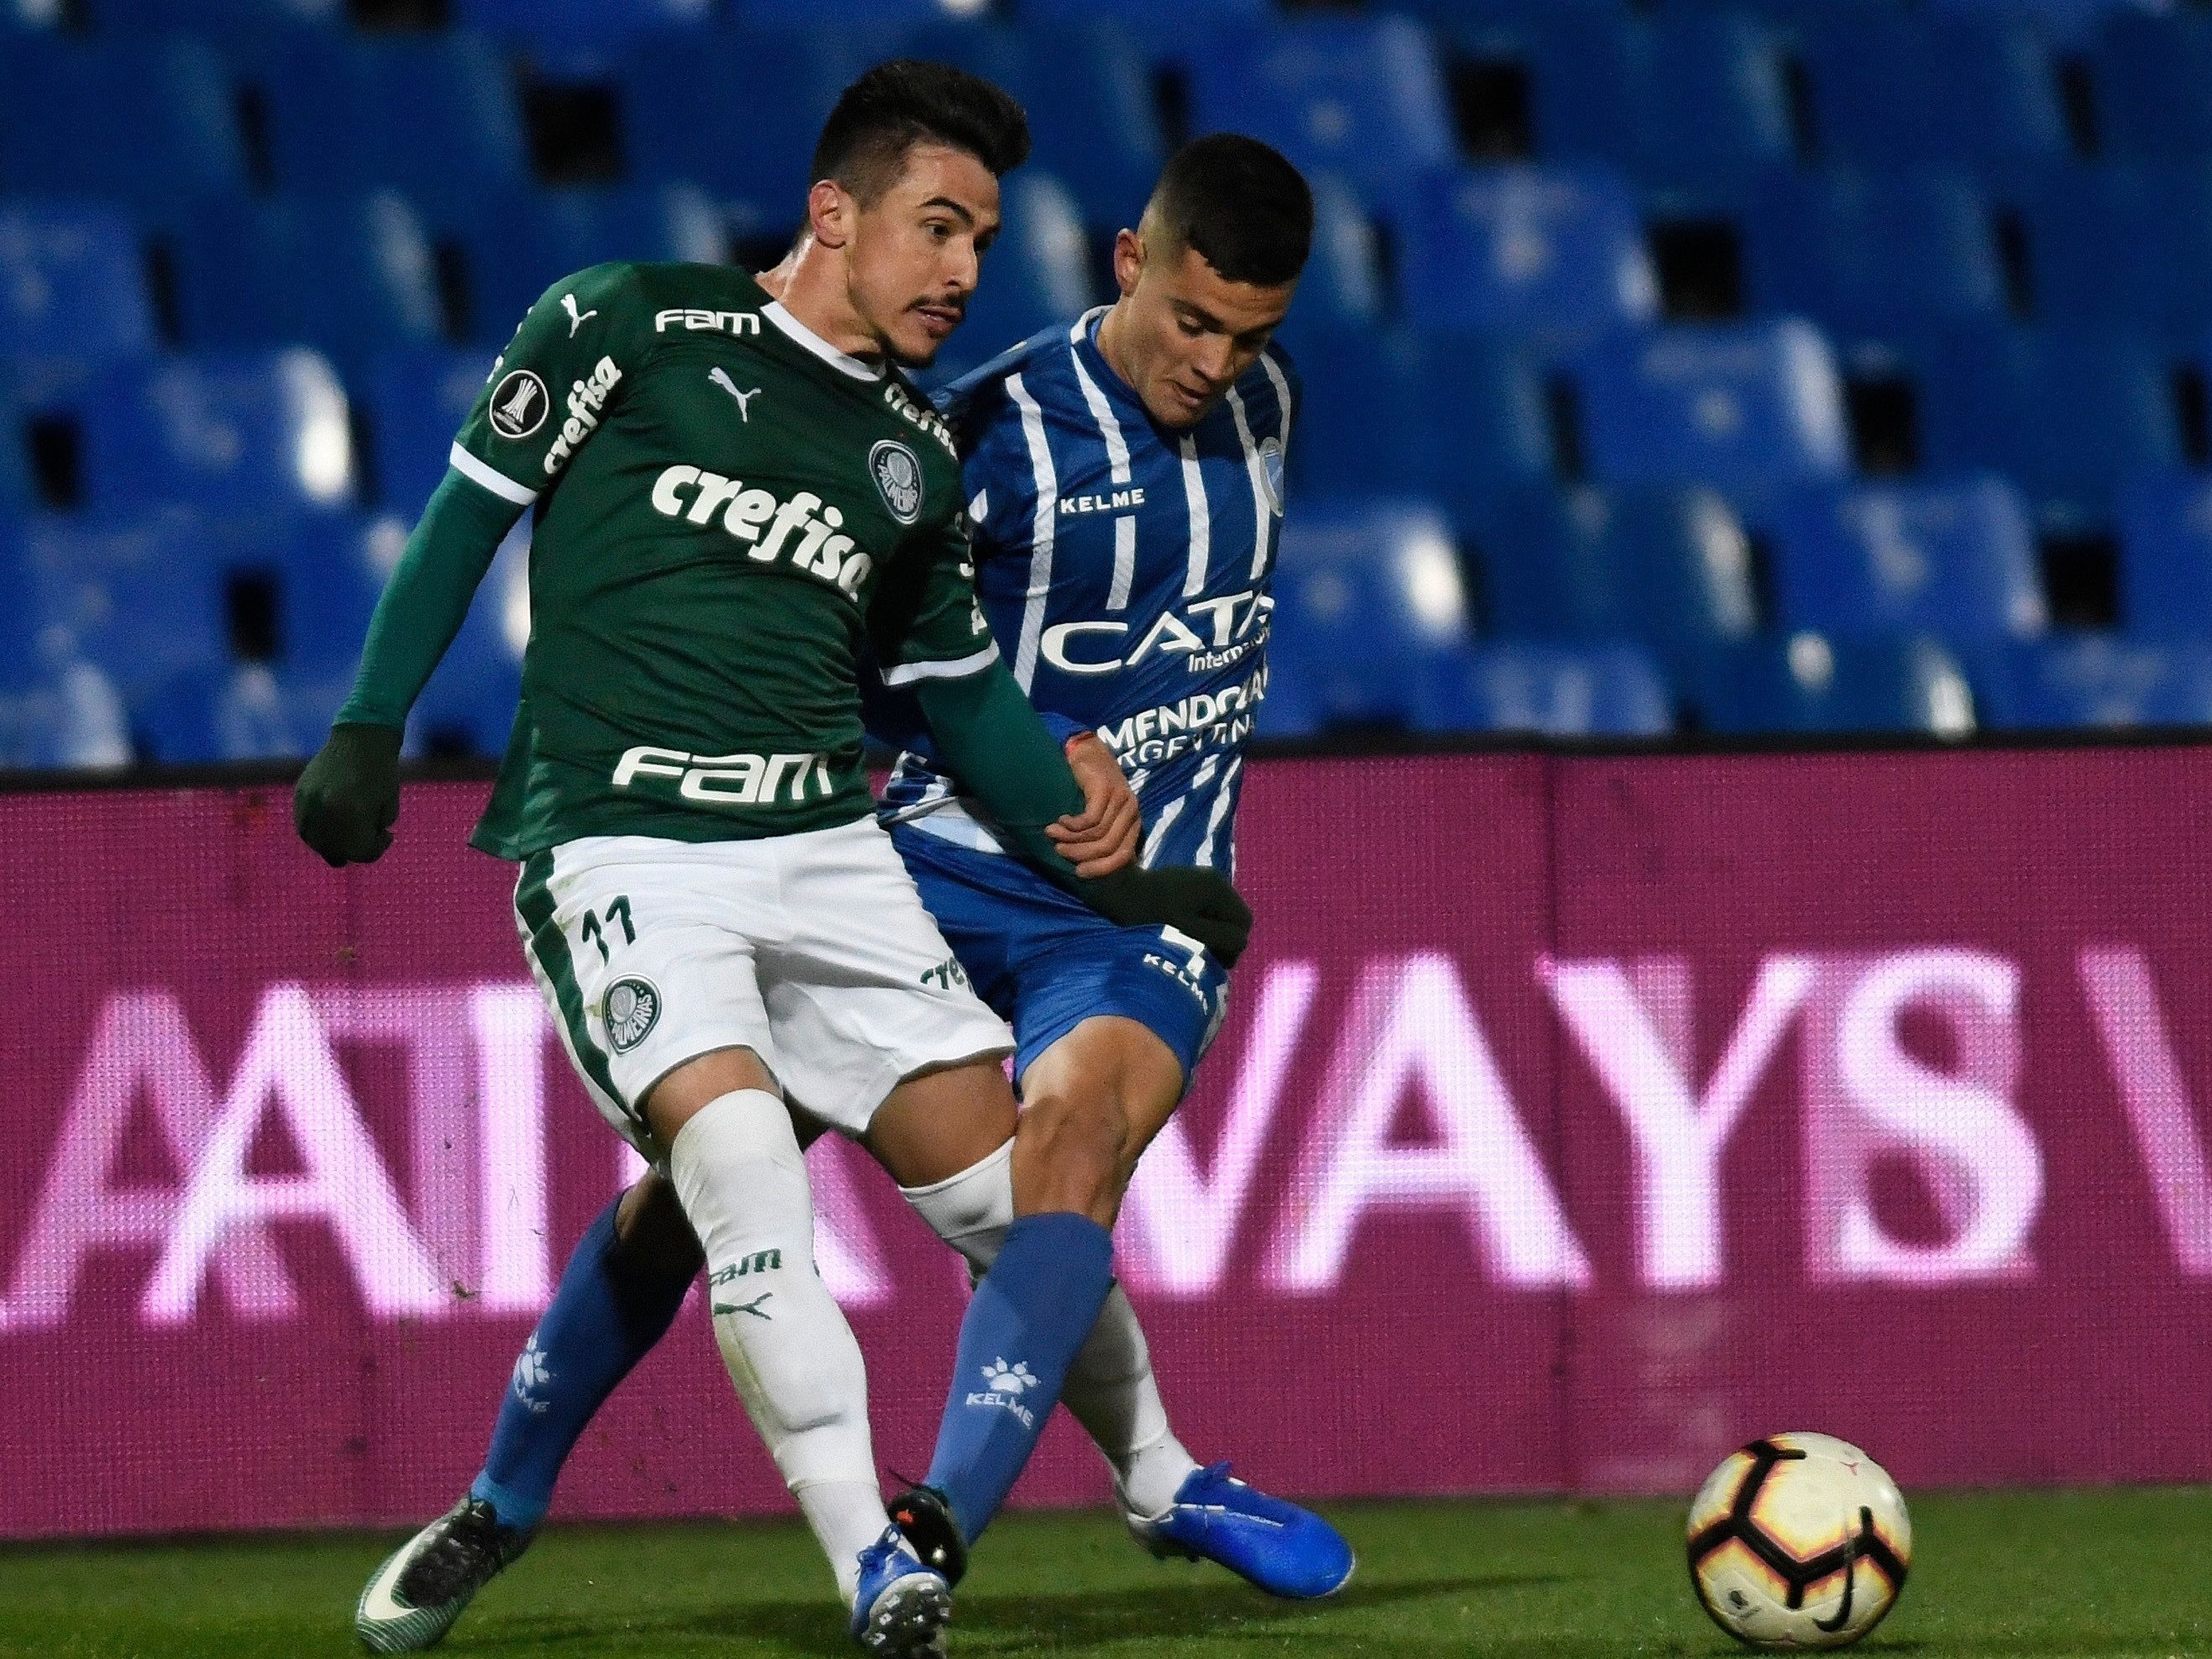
[8,0,2212,769]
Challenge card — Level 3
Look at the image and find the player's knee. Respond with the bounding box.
[1019,1082,1133,1205]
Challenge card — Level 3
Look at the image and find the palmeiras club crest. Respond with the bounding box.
[870,438,924,524]
[603,977,661,1053]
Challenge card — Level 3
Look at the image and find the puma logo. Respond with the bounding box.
[714,1292,773,1320]
[711,366,762,421]
[561,292,598,336]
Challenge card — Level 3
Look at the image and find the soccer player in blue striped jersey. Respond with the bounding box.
[875,134,1349,1594]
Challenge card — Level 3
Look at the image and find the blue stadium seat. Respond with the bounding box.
[1768,475,2046,642]
[1277,178,1387,348]
[365,348,497,517]
[19,509,229,709]
[1463,483,1761,675]
[1745,169,2006,339]
[170,194,442,374]
[1266,497,1472,728]
[1968,635,2212,728]
[0,382,29,512]
[1188,16,1456,201]
[621,29,870,210]
[0,36,249,209]
[135,660,349,764]
[0,202,154,371]
[1914,326,2182,507]
[242,31,528,213]
[264,513,396,677]
[1933,0,2162,48]
[1570,320,1852,491]
[83,0,345,29]
[457,0,712,60]
[1390,165,1658,338]
[1799,13,2068,169]
[1528,8,1797,187]
[927,173,1098,386]
[410,524,528,758]
[2092,9,2212,158]
[76,350,356,516]
[2020,164,2212,339]
[1695,633,1980,735]
[1288,325,1555,502]
[2116,471,2212,639]
[1411,640,1673,737]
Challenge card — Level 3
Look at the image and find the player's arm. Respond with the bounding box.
[875,527,1253,963]
[295,264,644,867]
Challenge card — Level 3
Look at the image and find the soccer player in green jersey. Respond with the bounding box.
[297,62,1243,1657]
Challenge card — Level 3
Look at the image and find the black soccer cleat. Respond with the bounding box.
[354,1494,536,1653]
[886,1484,969,1588]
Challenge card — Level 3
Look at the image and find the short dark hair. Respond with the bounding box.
[810,60,1032,207]
[1145,134,1314,286]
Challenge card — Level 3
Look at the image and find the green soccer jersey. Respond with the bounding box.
[454,261,996,859]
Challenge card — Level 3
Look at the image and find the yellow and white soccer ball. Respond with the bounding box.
[1686,1432,1912,1649]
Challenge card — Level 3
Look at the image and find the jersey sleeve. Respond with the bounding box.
[449,262,648,507]
[866,514,1001,687]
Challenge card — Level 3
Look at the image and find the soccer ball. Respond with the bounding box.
[1686,1432,1912,1649]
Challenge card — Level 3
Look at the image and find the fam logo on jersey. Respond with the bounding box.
[602,976,660,1053]
[489,370,549,440]
[870,438,924,524]
[967,1357,1038,1427]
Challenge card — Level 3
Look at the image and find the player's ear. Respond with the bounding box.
[1111,228,1145,299]
[808,179,855,250]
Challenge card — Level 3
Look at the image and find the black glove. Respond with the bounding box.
[1081,864,1253,968]
[293,722,404,867]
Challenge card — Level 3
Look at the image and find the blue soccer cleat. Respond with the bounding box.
[1124,1462,1356,1599]
[849,1525,953,1656]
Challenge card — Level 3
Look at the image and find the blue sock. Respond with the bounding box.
[922,1210,1116,1544]
[469,1194,696,1530]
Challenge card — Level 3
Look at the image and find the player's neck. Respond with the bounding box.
[1093,300,1141,401]
[755,246,887,368]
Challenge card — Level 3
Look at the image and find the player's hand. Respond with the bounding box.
[293,722,404,867]
[1081,865,1253,968]
[1046,732,1140,876]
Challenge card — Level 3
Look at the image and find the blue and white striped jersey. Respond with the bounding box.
[880,307,1297,874]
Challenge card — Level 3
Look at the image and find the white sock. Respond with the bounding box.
[901,1142,1201,1518]
[671,1089,888,1602]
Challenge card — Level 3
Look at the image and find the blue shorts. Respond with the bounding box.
[889,822,1232,1087]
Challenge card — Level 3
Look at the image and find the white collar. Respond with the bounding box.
[760,300,886,382]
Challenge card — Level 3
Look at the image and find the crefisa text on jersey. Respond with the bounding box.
[543,356,624,476]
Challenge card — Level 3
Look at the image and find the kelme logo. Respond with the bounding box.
[489,369,549,440]
[602,976,660,1053]
[871,438,923,524]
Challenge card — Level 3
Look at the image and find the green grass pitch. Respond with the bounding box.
[0,1488,2205,1657]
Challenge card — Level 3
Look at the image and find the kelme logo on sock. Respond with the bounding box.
[966,1357,1038,1428]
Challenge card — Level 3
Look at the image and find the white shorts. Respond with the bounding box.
[512,816,1013,1157]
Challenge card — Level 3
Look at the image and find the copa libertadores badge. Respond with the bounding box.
[870,438,923,524]
[489,369,549,440]
[602,977,660,1053]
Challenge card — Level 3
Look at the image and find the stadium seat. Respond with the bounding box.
[242,31,530,213]
[2019,164,2212,339]
[1526,8,1798,187]
[1933,0,2164,48]
[18,509,229,709]
[263,514,397,677]
[1694,633,1979,735]
[1744,170,2007,339]
[0,36,249,209]
[0,202,155,371]
[1389,165,1659,338]
[410,524,528,758]
[1798,13,2069,170]
[1768,475,2046,643]
[76,349,355,516]
[457,0,712,59]
[1266,497,1472,729]
[1968,634,2212,729]
[1187,16,1457,200]
[1277,178,1387,349]
[1569,320,1852,492]
[2116,471,2212,639]
[926,172,1098,386]
[82,0,344,29]
[169,194,442,374]
[1411,640,1674,737]
[364,348,497,517]
[1463,483,1762,675]
[2091,8,2212,159]
[134,660,349,765]
[1913,326,2183,507]
[1287,325,1555,502]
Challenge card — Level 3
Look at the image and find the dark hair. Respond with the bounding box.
[1145,134,1314,286]
[810,60,1032,207]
